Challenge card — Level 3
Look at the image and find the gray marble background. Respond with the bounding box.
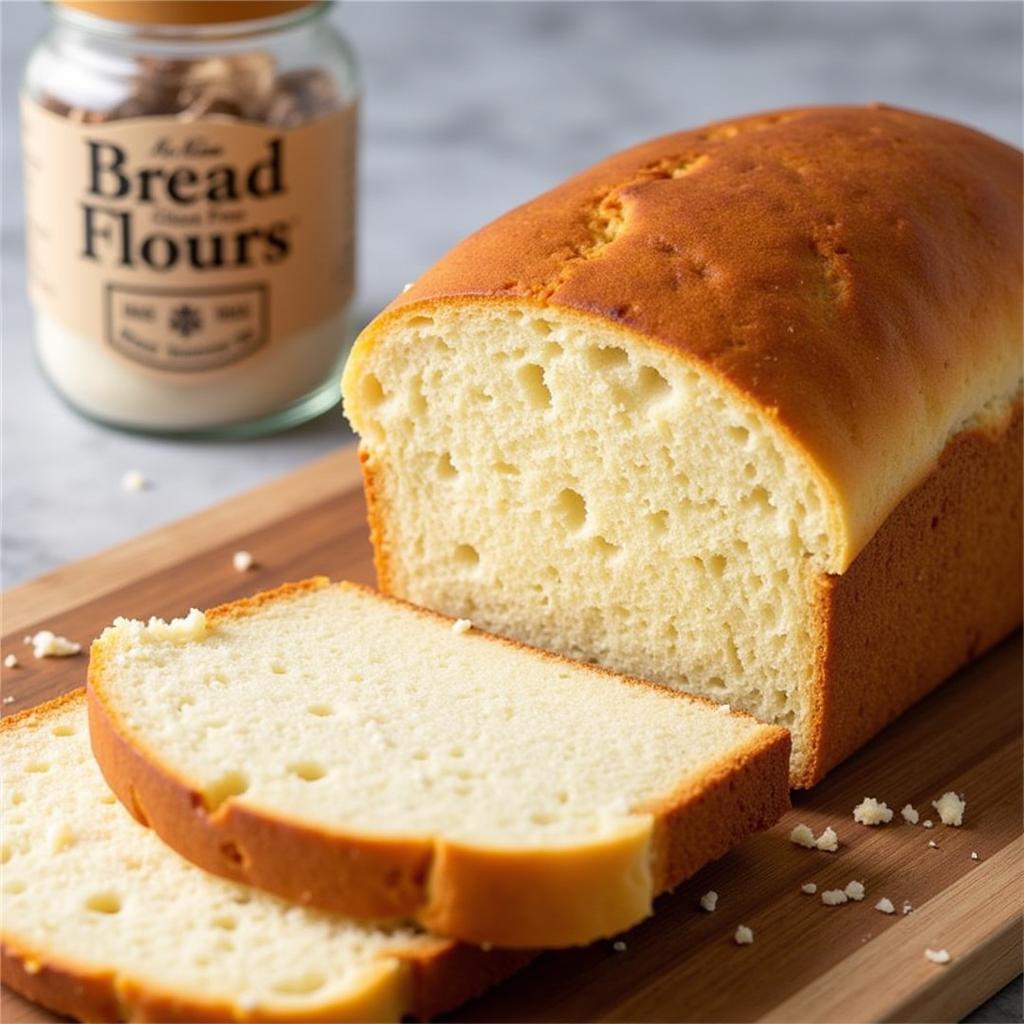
[1,2,1021,1019]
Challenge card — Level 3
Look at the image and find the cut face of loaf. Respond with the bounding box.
[86,579,790,949]
[342,105,1023,786]
[2,692,524,1023]
[347,307,830,778]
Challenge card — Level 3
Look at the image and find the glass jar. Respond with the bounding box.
[21,1,359,436]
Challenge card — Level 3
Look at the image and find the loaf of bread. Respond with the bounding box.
[341,104,1023,787]
[1,692,526,1023]
[87,578,790,948]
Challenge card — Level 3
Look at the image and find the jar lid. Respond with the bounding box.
[56,1,318,25]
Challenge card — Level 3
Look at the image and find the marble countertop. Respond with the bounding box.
[1,3,1020,1019]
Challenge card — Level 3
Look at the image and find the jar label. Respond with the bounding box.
[21,98,356,375]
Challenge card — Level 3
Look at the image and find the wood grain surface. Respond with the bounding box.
[1,445,1020,1024]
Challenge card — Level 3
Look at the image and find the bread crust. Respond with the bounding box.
[800,397,1024,786]
[86,581,790,949]
[346,105,1022,573]
[1,691,529,1022]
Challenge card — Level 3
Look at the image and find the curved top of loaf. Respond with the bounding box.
[351,105,1022,572]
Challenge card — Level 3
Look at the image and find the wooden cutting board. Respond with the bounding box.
[2,446,1021,1024]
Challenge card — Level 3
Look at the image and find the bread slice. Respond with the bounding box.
[340,105,1023,787]
[87,578,790,949]
[1,692,527,1023]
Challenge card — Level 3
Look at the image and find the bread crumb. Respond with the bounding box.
[402,282,414,293]
[844,880,866,901]
[875,897,895,914]
[451,618,473,635]
[4,654,19,668]
[922,820,934,829]
[822,889,848,906]
[612,940,627,952]
[48,822,76,853]
[699,890,718,912]
[23,958,41,975]
[789,823,817,848]
[734,925,753,945]
[932,791,966,827]
[853,797,893,825]
[971,851,980,861]
[900,804,919,825]
[902,901,913,915]
[109,609,207,644]
[715,703,731,714]
[29,630,82,659]
[232,550,256,572]
[925,948,951,965]
[121,469,149,492]
[928,839,939,849]
[816,826,839,852]
[2,695,14,704]
[801,882,817,895]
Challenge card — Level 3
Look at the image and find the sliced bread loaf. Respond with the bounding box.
[340,105,1022,787]
[2,692,525,1023]
[87,578,790,948]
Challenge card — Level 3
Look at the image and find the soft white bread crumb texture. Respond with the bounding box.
[343,305,835,780]
[94,582,770,844]
[1,696,435,1022]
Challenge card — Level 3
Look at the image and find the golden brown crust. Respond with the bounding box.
[799,397,1024,787]
[87,583,790,948]
[640,728,792,890]
[360,105,1022,570]
[3,691,526,1022]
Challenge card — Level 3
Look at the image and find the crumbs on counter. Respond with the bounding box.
[852,797,893,826]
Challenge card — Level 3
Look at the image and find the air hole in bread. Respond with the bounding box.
[406,315,434,329]
[85,891,121,914]
[531,319,553,337]
[708,554,727,578]
[590,536,620,560]
[448,746,465,759]
[543,341,564,360]
[24,762,49,774]
[177,695,196,710]
[454,543,480,567]
[555,488,587,530]
[411,749,428,761]
[99,793,116,805]
[586,345,628,369]
[307,703,333,717]
[517,363,551,409]
[530,811,556,826]
[408,375,427,416]
[10,791,25,806]
[706,676,728,692]
[637,366,672,405]
[728,424,751,446]
[361,374,385,407]
[1,844,11,865]
[647,510,669,533]
[437,452,458,479]
[270,662,288,676]
[272,970,327,996]
[51,724,74,737]
[289,761,326,782]
[492,459,519,476]
[212,914,237,931]
[202,771,250,812]
[5,879,26,894]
